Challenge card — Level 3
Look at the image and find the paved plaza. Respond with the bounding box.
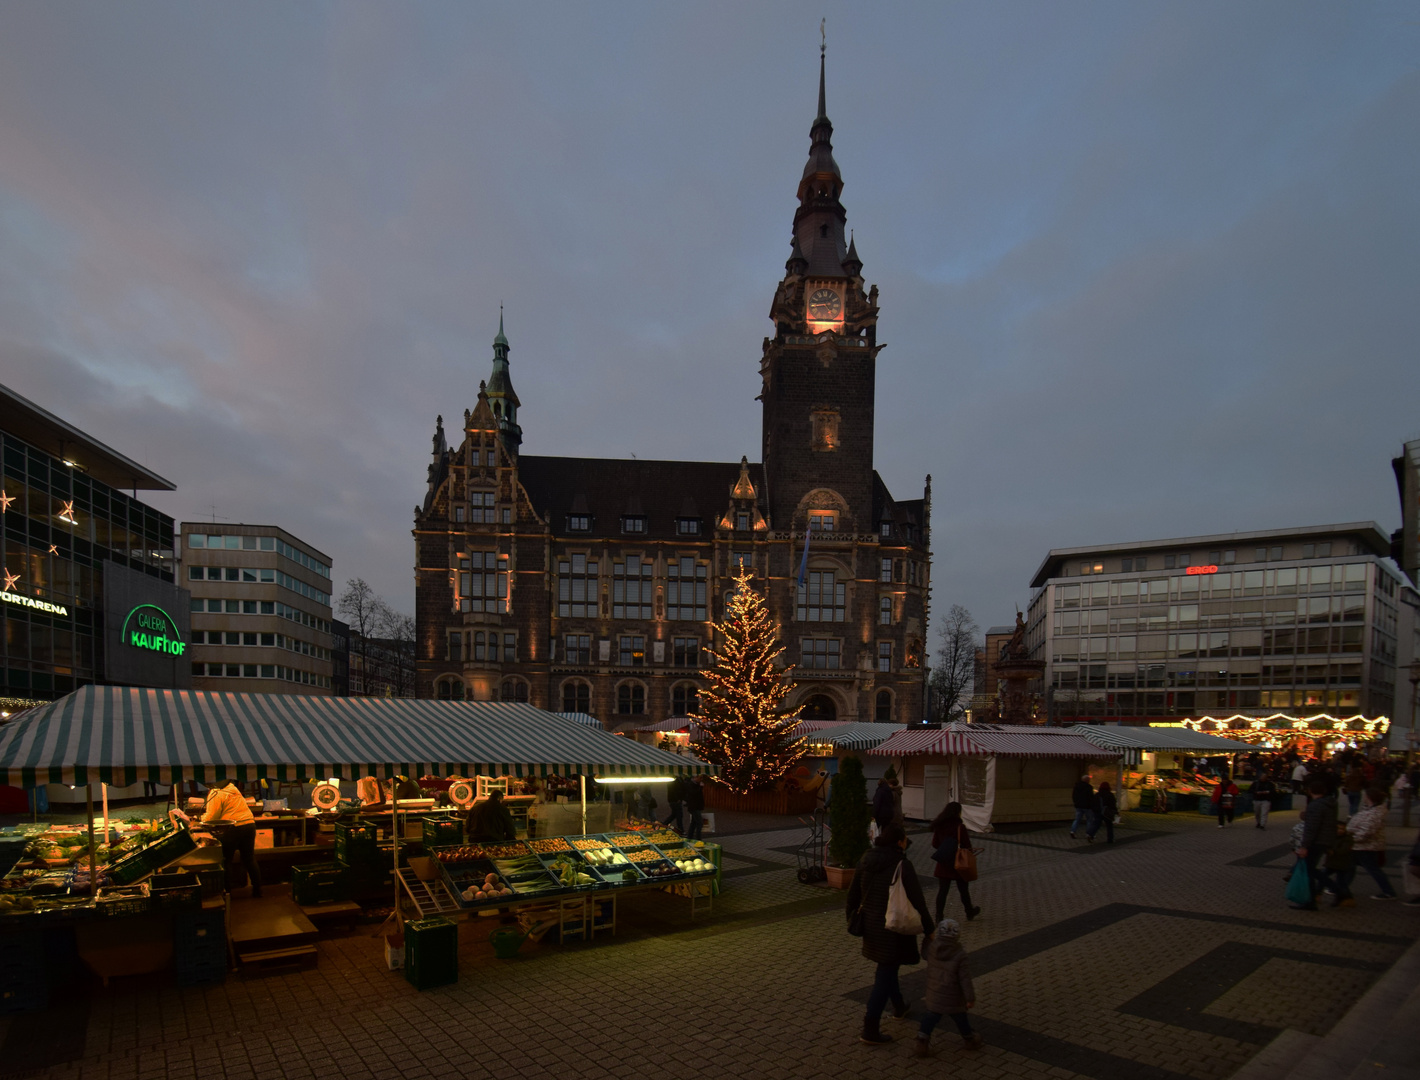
[2,805,1416,1080]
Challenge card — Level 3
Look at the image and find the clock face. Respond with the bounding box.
[807,287,843,322]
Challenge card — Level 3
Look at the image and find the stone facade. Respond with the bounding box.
[413,57,931,729]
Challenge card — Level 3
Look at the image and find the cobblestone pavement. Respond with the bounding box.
[2,805,1416,1080]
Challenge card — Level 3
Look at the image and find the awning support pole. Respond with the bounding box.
[102,782,110,845]
[580,774,587,835]
[85,784,97,896]
[391,778,401,931]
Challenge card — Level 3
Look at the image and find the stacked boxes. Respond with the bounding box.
[403,917,458,990]
[174,908,227,986]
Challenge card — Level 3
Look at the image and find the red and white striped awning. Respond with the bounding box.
[872,725,1118,759]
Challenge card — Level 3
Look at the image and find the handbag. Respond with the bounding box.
[847,902,865,937]
[884,860,920,934]
[954,845,979,882]
[1285,857,1313,905]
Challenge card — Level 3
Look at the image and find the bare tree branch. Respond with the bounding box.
[928,604,981,721]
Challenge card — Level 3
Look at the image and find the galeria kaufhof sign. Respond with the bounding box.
[122,604,186,656]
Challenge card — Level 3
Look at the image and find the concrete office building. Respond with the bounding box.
[181,524,335,694]
[1025,522,1405,726]
[1,383,189,709]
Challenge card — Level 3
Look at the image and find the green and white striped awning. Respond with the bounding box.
[0,686,715,787]
[1073,724,1257,766]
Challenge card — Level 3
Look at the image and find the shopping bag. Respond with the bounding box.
[884,861,919,934]
[1285,858,1313,906]
[954,846,979,882]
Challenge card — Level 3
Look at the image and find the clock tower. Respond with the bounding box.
[760,48,881,534]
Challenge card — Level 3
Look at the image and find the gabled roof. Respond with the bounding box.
[516,456,764,540]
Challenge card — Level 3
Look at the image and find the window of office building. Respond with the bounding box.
[564,634,591,664]
[613,556,653,619]
[457,552,507,613]
[800,638,841,669]
[557,554,598,618]
[672,637,699,667]
[797,571,845,622]
[666,557,708,620]
[619,635,645,666]
[672,683,700,716]
[617,682,646,715]
[562,680,591,714]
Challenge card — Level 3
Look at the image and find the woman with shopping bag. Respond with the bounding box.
[845,823,934,1045]
[930,802,981,921]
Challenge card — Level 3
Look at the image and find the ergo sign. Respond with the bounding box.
[1185,565,1219,576]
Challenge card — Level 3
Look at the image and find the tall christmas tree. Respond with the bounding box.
[694,569,806,793]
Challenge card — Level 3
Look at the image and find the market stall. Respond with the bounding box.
[1179,713,1390,757]
[872,723,1120,830]
[796,722,909,784]
[0,686,715,1004]
[1072,724,1260,812]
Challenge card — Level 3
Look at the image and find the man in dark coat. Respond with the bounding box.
[684,776,706,840]
[845,823,934,1045]
[1294,779,1338,910]
[872,778,895,830]
[1070,775,1094,838]
[466,790,517,843]
[663,776,685,833]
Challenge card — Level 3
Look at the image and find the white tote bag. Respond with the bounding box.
[884,860,919,934]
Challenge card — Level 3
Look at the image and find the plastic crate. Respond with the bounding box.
[420,817,464,848]
[196,867,226,899]
[334,822,379,866]
[291,863,350,906]
[151,885,201,912]
[142,827,197,872]
[95,885,151,917]
[175,953,226,987]
[404,917,458,990]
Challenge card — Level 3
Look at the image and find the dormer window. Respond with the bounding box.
[568,514,590,532]
[676,518,701,536]
[879,521,891,538]
[736,512,750,531]
[622,515,647,534]
[809,511,836,532]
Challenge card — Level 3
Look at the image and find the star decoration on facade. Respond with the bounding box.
[48,545,58,555]
[59,500,75,523]
[2,570,17,591]
[0,489,12,513]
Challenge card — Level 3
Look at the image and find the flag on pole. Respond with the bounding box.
[796,525,812,589]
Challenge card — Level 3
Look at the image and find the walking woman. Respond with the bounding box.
[845,823,934,1045]
[930,802,981,920]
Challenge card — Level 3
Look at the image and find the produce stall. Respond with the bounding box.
[1072,724,1259,812]
[872,724,1120,830]
[0,686,715,1005]
[1179,713,1390,756]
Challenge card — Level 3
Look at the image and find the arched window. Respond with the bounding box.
[875,689,893,723]
[672,683,700,716]
[562,680,590,714]
[500,679,529,703]
[617,682,646,715]
[436,678,465,701]
[801,694,836,725]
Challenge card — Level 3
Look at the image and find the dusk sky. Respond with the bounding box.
[1,2,1416,643]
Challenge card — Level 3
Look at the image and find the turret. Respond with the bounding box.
[483,307,522,454]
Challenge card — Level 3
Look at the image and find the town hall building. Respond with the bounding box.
[413,57,932,729]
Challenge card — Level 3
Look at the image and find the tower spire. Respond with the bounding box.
[817,20,827,122]
[484,308,521,454]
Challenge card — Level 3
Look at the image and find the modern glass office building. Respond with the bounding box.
[1025,523,1406,725]
[1,384,187,709]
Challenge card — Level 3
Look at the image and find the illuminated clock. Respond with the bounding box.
[807,288,843,321]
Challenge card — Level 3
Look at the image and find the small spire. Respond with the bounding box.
[493,304,508,348]
[846,230,859,264]
[816,21,827,123]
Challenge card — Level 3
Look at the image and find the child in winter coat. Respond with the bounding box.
[912,918,984,1057]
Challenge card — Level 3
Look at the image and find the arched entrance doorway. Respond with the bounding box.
[800,694,837,725]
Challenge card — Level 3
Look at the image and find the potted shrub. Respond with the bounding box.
[826,755,870,888]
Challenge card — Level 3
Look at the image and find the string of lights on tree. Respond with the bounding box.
[692,569,807,794]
